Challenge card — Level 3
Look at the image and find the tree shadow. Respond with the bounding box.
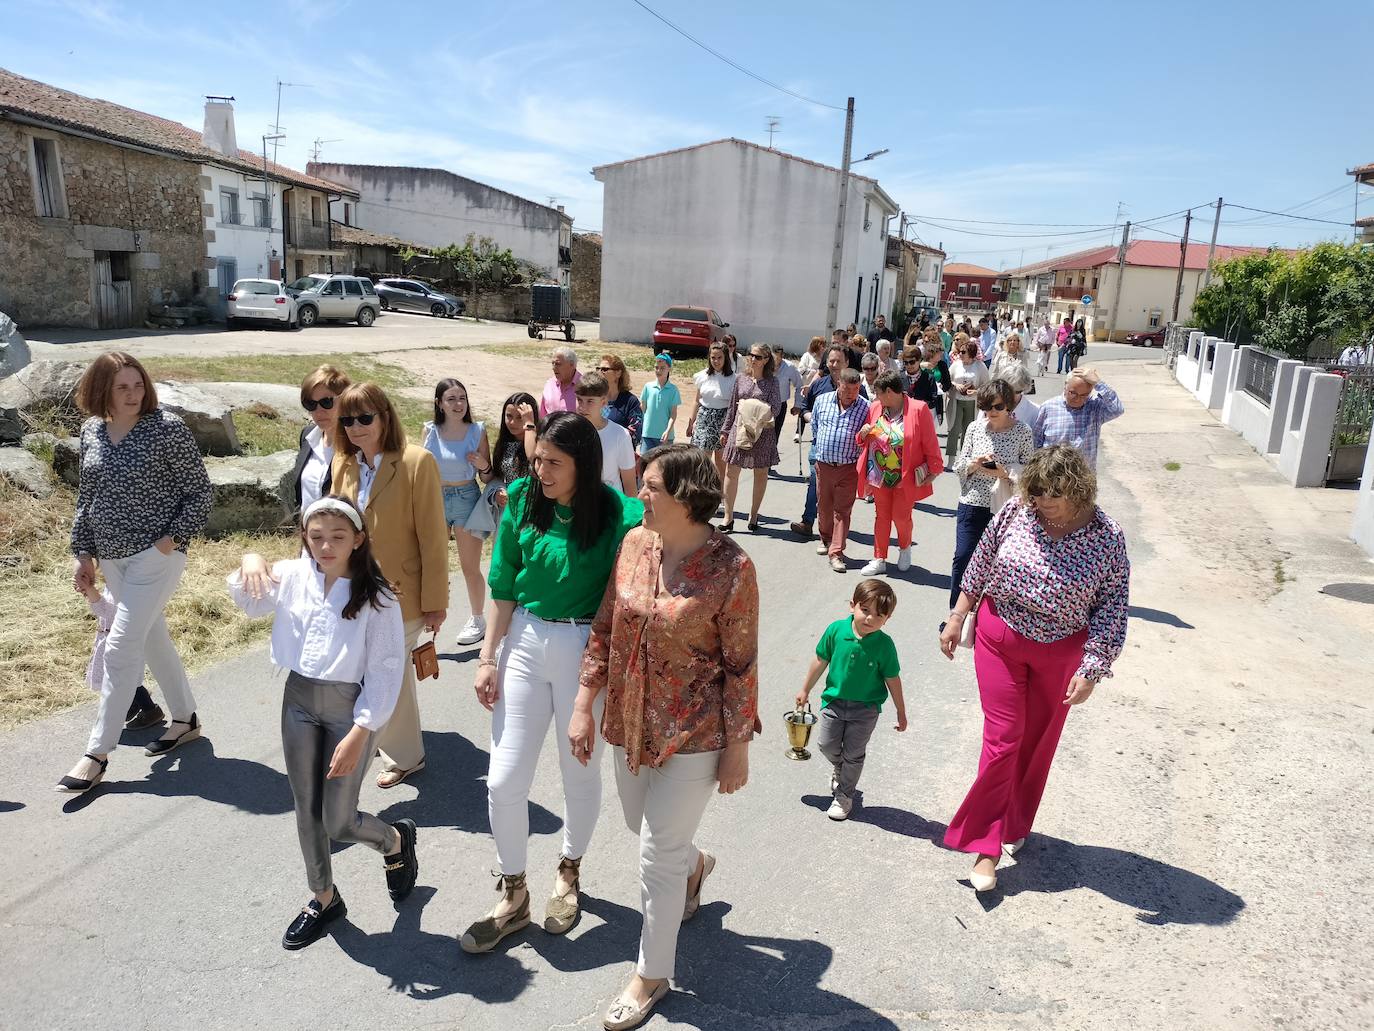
[0,801,23,814]
[842,797,1244,927]
[61,737,293,816]
[1128,606,1195,629]
[375,729,561,838]
[667,902,900,1029]
[331,885,532,1002]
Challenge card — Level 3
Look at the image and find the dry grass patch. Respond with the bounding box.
[141,354,417,394]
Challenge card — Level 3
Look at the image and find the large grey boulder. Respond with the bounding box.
[157,381,241,457]
[0,313,30,379]
[51,435,82,488]
[0,360,86,444]
[195,382,308,423]
[203,450,296,536]
[0,446,54,498]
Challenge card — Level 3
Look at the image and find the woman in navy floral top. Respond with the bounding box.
[938,444,1130,892]
[58,352,212,794]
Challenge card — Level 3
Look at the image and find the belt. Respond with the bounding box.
[442,479,476,488]
[517,606,594,626]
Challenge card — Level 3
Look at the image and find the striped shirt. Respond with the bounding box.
[811,391,869,465]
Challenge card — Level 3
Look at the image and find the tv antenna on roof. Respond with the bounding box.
[765,115,781,148]
[310,138,342,162]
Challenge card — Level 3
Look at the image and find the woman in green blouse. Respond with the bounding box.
[461,412,644,955]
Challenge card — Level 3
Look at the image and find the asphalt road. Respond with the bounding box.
[5,344,1337,1030]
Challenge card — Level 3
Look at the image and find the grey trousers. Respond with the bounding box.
[815,698,880,801]
[282,672,394,892]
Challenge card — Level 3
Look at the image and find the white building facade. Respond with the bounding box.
[593,139,900,352]
[308,162,573,286]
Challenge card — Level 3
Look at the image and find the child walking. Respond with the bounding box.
[795,579,907,821]
[229,496,419,950]
[79,577,166,730]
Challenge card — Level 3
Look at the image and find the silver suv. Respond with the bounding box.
[295,275,382,328]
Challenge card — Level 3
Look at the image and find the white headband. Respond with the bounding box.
[302,497,363,532]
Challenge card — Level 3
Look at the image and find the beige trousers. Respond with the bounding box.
[376,616,427,773]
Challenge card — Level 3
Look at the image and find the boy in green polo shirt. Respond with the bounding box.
[796,579,906,821]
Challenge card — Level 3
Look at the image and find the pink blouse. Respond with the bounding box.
[961,497,1130,682]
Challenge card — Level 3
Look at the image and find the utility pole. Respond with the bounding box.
[1105,220,1131,342]
[1201,196,1223,289]
[825,97,856,335]
[1172,209,1192,321]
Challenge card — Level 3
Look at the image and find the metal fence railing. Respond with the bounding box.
[1243,350,1280,406]
[1164,323,1196,369]
[1327,366,1374,482]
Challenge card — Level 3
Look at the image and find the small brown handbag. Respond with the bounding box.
[411,632,440,681]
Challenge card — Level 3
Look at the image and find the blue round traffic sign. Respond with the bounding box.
[1080,294,1093,305]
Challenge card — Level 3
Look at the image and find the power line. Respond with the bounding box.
[628,0,846,111]
[906,214,1118,228]
[1222,202,1351,226]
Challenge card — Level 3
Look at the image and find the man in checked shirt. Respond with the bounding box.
[1032,367,1124,471]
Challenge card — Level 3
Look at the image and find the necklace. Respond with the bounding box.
[554,506,573,525]
[1038,508,1082,531]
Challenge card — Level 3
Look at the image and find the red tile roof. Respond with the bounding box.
[0,66,355,196]
[943,262,1000,276]
[1005,240,1295,277]
[591,137,879,185]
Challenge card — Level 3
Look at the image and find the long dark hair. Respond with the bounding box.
[493,391,538,480]
[301,496,395,620]
[520,412,611,550]
[432,377,473,425]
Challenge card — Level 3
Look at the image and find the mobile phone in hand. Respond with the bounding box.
[980,460,998,469]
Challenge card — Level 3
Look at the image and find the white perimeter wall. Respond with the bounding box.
[597,143,893,353]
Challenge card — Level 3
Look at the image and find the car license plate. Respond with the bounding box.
[671,326,692,334]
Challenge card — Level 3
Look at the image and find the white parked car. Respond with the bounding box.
[226,279,298,329]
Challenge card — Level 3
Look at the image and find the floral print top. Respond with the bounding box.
[71,410,212,560]
[580,526,760,773]
[961,497,1130,683]
[866,413,905,488]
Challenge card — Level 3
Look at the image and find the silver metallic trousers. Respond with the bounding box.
[282,672,394,892]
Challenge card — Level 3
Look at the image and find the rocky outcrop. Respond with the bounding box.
[0,360,86,443]
[193,382,307,422]
[0,446,54,498]
[203,450,296,536]
[157,382,240,457]
[51,435,82,488]
[0,312,30,379]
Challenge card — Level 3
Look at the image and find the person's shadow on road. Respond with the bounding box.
[833,798,1245,927]
[331,885,531,1003]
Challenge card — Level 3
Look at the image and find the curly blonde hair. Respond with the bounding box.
[1019,443,1097,511]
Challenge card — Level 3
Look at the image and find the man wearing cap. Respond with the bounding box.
[638,352,682,452]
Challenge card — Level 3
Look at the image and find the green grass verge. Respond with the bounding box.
[141,354,419,393]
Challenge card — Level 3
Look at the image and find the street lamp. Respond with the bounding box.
[853,148,889,164]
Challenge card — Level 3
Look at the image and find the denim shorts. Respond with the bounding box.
[442,482,480,526]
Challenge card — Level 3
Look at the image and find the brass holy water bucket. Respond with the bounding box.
[784,702,818,761]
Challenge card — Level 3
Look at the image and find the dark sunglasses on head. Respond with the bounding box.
[338,412,377,428]
[302,396,334,412]
[1027,486,1063,498]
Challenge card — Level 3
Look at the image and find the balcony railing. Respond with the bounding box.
[286,217,332,252]
[558,245,572,266]
[220,211,243,225]
[1050,284,1097,299]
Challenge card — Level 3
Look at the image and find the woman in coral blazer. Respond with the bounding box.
[854,370,944,577]
[329,382,450,788]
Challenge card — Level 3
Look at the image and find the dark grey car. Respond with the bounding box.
[375,279,466,317]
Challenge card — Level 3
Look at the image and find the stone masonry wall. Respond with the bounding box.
[570,232,601,319]
[0,122,204,327]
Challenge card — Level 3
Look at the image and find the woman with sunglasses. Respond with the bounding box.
[939,443,1129,892]
[946,380,1034,609]
[292,364,351,514]
[904,338,949,425]
[330,383,449,788]
[598,355,643,449]
[718,345,782,533]
[946,334,990,466]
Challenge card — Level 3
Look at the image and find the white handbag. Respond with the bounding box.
[958,605,977,648]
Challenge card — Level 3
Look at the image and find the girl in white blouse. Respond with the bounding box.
[229,496,418,951]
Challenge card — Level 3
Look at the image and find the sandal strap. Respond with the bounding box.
[82,753,109,770]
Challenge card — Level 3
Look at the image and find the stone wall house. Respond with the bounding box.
[0,67,357,328]
[332,222,413,278]
[570,232,601,319]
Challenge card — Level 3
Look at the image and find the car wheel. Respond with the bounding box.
[431,302,446,317]
[527,322,539,339]
[297,305,318,328]
[225,316,237,329]
[563,320,575,342]
[379,296,390,310]
[357,306,376,327]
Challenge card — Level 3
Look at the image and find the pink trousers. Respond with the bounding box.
[872,486,912,559]
[944,598,1087,856]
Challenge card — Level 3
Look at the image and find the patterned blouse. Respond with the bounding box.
[71,410,212,560]
[961,497,1130,683]
[955,419,1035,509]
[580,525,760,773]
[866,412,905,489]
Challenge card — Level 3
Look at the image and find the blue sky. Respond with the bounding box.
[7,0,1371,269]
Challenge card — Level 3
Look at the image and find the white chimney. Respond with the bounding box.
[202,99,238,157]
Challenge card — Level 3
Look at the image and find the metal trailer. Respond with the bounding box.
[528,283,574,341]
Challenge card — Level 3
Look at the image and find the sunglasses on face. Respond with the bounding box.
[904,359,920,366]
[597,366,613,372]
[979,402,1007,412]
[749,353,767,361]
[302,396,334,412]
[339,412,377,428]
[1027,486,1064,498]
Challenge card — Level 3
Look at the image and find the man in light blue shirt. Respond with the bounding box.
[1032,367,1124,470]
[978,317,997,362]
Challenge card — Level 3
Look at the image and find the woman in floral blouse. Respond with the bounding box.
[571,444,759,1031]
[938,444,1130,892]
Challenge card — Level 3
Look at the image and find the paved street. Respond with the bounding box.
[2,346,1371,1030]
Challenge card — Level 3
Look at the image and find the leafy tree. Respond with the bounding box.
[1256,302,1312,360]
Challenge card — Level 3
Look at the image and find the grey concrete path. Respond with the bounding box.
[2,347,1371,1030]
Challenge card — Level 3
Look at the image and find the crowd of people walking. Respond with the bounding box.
[54,311,1129,1029]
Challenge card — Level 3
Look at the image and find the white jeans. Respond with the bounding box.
[488,608,604,875]
[614,746,720,980]
[88,547,195,755]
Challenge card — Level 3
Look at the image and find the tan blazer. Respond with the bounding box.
[330,444,449,622]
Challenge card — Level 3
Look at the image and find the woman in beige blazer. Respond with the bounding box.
[330,382,450,788]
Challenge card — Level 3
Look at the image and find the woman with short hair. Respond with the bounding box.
[571,444,759,1029]
[59,352,212,793]
[292,364,351,514]
[718,344,782,533]
[462,413,645,955]
[939,444,1130,892]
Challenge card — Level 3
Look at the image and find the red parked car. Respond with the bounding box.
[651,305,729,354]
[1125,328,1166,347]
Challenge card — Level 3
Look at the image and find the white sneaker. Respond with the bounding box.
[897,547,912,572]
[792,433,801,442]
[455,616,486,647]
[826,795,852,821]
[860,559,887,576]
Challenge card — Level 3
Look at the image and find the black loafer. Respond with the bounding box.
[282,889,346,950]
[384,819,419,901]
